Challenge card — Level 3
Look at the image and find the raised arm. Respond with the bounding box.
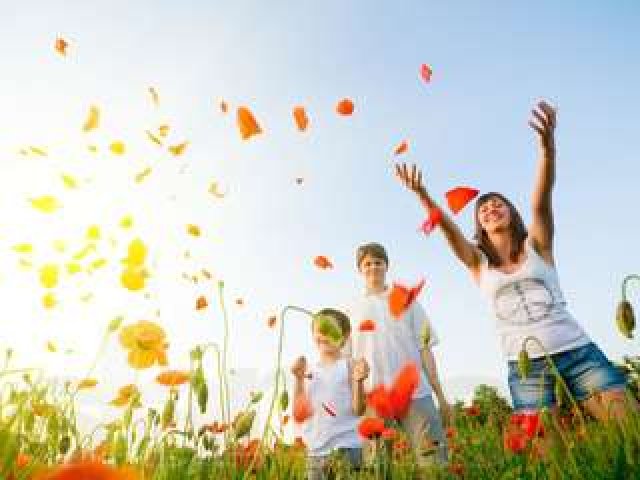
[528,101,557,262]
[395,163,482,276]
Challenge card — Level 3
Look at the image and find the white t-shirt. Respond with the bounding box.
[345,288,438,398]
[476,241,590,360]
[295,358,362,456]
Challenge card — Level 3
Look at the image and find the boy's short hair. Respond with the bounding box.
[356,242,389,269]
[312,308,351,343]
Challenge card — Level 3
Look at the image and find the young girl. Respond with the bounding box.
[292,308,369,480]
[395,101,632,421]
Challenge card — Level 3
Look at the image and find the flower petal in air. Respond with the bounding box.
[82,105,100,132]
[394,140,408,155]
[293,106,309,131]
[336,98,354,116]
[313,255,333,270]
[358,319,376,332]
[445,186,479,214]
[237,106,262,140]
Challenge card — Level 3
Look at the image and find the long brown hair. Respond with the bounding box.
[473,192,528,267]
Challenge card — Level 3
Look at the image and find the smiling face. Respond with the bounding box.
[477,194,512,234]
[358,253,388,291]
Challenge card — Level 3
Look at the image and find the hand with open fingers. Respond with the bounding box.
[528,100,556,148]
[291,356,307,380]
[352,357,370,383]
[395,163,427,198]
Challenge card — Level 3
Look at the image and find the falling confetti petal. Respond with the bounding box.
[237,106,262,140]
[196,295,208,310]
[134,167,152,183]
[110,141,126,155]
[267,315,277,328]
[29,196,61,213]
[420,64,433,83]
[419,207,443,236]
[293,106,309,131]
[86,225,101,240]
[46,341,57,353]
[169,142,189,156]
[54,37,68,56]
[394,140,408,155]
[61,173,78,189]
[358,319,376,332]
[445,187,479,214]
[336,98,354,116]
[158,125,170,137]
[314,255,333,270]
[29,146,48,156]
[208,182,226,199]
[146,130,163,146]
[120,215,134,229]
[82,106,100,132]
[12,244,33,254]
[187,224,201,237]
[42,292,57,309]
[220,101,229,113]
[39,264,59,288]
[389,279,426,318]
[149,86,160,106]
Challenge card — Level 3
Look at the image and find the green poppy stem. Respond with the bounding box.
[622,274,640,301]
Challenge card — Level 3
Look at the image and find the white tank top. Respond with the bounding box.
[295,358,362,456]
[476,241,590,360]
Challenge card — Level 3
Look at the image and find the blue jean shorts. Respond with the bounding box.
[507,342,626,411]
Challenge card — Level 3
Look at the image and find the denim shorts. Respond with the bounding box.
[507,342,626,411]
[306,448,362,480]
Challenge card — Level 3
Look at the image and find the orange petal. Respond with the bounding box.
[445,186,479,214]
[54,37,68,56]
[336,98,354,116]
[169,142,189,156]
[187,224,201,237]
[388,284,410,318]
[156,370,190,386]
[313,255,333,270]
[237,106,262,140]
[196,295,208,310]
[267,315,277,328]
[394,140,408,155]
[293,106,309,131]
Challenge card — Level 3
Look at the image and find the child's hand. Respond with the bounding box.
[291,356,307,380]
[352,358,369,383]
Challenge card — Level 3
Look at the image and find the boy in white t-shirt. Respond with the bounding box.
[292,308,370,480]
[347,242,450,465]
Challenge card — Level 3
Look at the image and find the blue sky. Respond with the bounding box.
[0,1,639,422]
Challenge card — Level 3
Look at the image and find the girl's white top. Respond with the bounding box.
[295,358,362,457]
[346,288,438,397]
[476,241,590,360]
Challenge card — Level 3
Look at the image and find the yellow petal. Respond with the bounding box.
[146,130,163,146]
[61,174,78,189]
[12,243,33,254]
[187,224,201,237]
[72,244,96,261]
[66,262,81,274]
[39,264,59,288]
[88,145,98,153]
[29,146,48,156]
[46,341,57,352]
[77,378,98,390]
[29,196,61,213]
[168,142,189,156]
[86,225,101,240]
[42,292,57,309]
[90,258,107,269]
[135,167,152,183]
[119,215,133,229]
[128,349,156,369]
[149,86,160,106]
[83,105,100,132]
[158,125,170,137]
[110,141,126,155]
[121,267,146,291]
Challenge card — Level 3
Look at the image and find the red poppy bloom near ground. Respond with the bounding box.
[357,417,386,439]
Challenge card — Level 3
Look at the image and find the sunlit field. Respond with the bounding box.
[2,3,640,479]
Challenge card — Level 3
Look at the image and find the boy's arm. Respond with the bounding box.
[421,347,452,426]
[350,358,369,416]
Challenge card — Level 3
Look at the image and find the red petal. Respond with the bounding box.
[388,284,410,318]
[366,385,395,419]
[336,98,354,116]
[293,395,313,423]
[445,187,479,214]
[313,255,333,269]
[357,417,386,439]
[407,278,426,306]
[420,64,433,83]
[237,106,262,140]
[419,207,443,235]
[358,319,376,332]
[389,362,419,420]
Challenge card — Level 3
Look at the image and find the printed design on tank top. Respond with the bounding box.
[493,278,553,325]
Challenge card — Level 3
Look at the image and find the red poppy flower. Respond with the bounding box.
[464,404,481,417]
[445,187,479,214]
[357,417,385,439]
[358,319,376,332]
[367,362,419,421]
[388,279,425,318]
[503,428,528,454]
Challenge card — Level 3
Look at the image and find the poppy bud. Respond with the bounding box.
[197,382,209,414]
[233,410,256,439]
[279,389,290,412]
[518,348,531,379]
[616,300,635,339]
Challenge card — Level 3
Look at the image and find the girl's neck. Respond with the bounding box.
[488,230,514,264]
